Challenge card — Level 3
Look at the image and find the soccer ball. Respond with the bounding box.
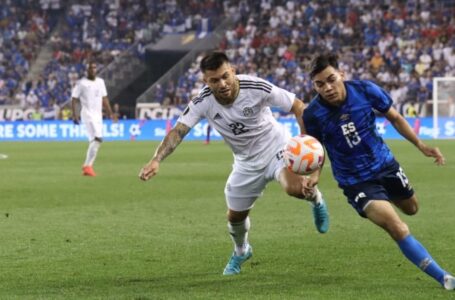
[283,134,325,175]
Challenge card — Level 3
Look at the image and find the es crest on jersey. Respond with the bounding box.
[340,114,350,121]
[243,107,254,117]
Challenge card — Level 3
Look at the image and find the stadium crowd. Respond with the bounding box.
[163,0,455,117]
[1,0,454,118]
[0,0,61,106]
[1,0,224,118]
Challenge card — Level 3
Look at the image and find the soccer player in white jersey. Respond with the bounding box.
[139,52,329,275]
[71,61,114,177]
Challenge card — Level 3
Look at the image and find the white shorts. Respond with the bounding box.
[82,117,103,141]
[224,149,285,211]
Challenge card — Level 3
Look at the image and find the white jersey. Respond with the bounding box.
[178,74,295,170]
[71,77,107,122]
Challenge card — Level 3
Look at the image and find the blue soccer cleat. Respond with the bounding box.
[313,199,329,233]
[222,245,253,275]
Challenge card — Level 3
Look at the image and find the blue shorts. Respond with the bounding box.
[340,160,414,218]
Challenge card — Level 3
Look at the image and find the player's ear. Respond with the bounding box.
[202,73,208,84]
[339,70,346,80]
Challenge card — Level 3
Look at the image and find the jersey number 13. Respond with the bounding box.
[341,122,361,148]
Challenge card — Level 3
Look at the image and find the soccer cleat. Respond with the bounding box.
[312,199,329,233]
[222,245,253,275]
[444,274,455,290]
[82,166,96,177]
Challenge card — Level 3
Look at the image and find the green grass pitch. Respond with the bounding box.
[0,140,454,299]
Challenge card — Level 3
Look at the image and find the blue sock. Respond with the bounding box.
[398,235,446,285]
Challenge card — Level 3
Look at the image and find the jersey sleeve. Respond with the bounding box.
[71,81,81,98]
[263,80,295,112]
[364,81,393,113]
[177,96,206,128]
[303,105,322,141]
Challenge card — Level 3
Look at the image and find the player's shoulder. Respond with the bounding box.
[346,79,378,87]
[73,77,86,89]
[303,96,321,120]
[95,77,106,85]
[191,85,213,105]
[346,80,381,95]
[75,77,85,85]
[238,74,273,94]
[302,97,325,131]
[77,77,104,84]
[305,95,323,112]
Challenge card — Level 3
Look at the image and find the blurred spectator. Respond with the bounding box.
[405,101,418,118]
[31,103,43,120]
[370,51,385,72]
[25,91,39,108]
[416,86,429,115]
[112,102,127,120]
[42,98,60,120]
[60,104,72,120]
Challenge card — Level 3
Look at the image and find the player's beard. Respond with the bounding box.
[214,80,239,106]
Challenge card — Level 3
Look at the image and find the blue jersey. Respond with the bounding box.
[303,80,395,186]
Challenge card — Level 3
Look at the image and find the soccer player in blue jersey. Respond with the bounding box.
[302,53,454,290]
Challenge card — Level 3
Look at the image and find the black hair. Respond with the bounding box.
[200,52,230,72]
[87,60,96,67]
[309,54,339,79]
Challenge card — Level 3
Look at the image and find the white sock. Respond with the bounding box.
[308,186,323,206]
[84,140,101,166]
[228,217,250,256]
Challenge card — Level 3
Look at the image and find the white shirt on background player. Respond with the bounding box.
[71,77,108,123]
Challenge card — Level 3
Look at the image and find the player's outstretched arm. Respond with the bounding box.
[139,122,191,181]
[415,142,445,165]
[385,107,445,165]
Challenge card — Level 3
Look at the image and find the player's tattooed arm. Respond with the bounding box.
[153,122,191,162]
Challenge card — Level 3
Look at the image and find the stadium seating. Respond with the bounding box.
[1,0,454,117]
[164,0,455,115]
[0,0,60,105]
[3,0,224,108]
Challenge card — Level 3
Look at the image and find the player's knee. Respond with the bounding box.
[395,196,419,216]
[404,198,419,215]
[284,183,304,199]
[403,204,418,216]
[227,209,249,223]
[94,137,103,143]
[387,221,410,241]
[279,170,305,199]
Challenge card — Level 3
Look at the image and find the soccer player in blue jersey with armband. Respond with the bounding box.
[302,53,454,290]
